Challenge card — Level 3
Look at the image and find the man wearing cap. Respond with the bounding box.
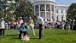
[0,18,5,36]
[35,15,44,39]
[29,17,35,36]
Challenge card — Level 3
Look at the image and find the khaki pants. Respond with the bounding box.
[67,25,71,34]
[39,24,44,39]
[29,26,35,36]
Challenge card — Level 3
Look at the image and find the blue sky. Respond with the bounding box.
[56,0,76,4]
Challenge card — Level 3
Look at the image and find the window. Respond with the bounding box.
[61,10,63,13]
[56,9,58,13]
[40,8,44,11]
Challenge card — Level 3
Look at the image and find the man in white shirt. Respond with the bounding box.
[1,18,5,28]
[35,15,44,39]
[0,18,5,36]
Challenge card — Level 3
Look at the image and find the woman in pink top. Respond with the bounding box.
[17,17,23,28]
[21,31,30,41]
[11,21,14,29]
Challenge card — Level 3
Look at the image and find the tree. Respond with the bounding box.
[0,0,34,21]
[67,3,76,30]
[0,0,16,21]
[5,2,16,21]
[14,0,34,22]
[67,3,76,20]
[0,0,6,18]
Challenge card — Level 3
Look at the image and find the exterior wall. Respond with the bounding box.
[56,4,69,21]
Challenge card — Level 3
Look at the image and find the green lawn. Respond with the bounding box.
[0,29,76,43]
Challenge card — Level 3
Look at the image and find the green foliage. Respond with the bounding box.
[5,2,16,21]
[14,0,34,22]
[67,3,76,20]
[0,0,34,21]
[0,29,76,43]
[0,0,6,19]
[0,0,15,21]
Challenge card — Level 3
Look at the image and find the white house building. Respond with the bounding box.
[29,0,70,22]
[1,0,69,22]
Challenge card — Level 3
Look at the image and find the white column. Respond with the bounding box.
[39,5,40,17]
[63,10,66,21]
[63,15,66,21]
[58,9,61,21]
[54,6,56,21]
[34,5,35,15]
[45,4,47,21]
[50,4,52,22]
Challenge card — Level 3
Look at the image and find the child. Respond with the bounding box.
[21,31,30,41]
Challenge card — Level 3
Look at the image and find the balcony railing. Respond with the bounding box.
[35,8,53,12]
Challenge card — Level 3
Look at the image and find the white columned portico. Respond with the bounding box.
[32,0,69,22]
[39,5,40,17]
[58,9,61,21]
[45,4,47,21]
[50,4,52,22]
[34,5,35,15]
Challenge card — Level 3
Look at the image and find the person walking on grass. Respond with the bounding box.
[35,15,44,39]
[61,21,65,30]
[11,21,14,29]
[5,22,8,30]
[67,24,71,34]
[8,21,11,30]
[18,23,26,39]
[29,17,35,36]
[0,18,5,36]
[57,21,60,29]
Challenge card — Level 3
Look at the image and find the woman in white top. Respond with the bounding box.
[29,17,35,36]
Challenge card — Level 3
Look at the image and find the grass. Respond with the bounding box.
[0,28,76,43]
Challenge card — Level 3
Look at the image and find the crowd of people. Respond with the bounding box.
[0,17,35,41]
[0,15,76,41]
